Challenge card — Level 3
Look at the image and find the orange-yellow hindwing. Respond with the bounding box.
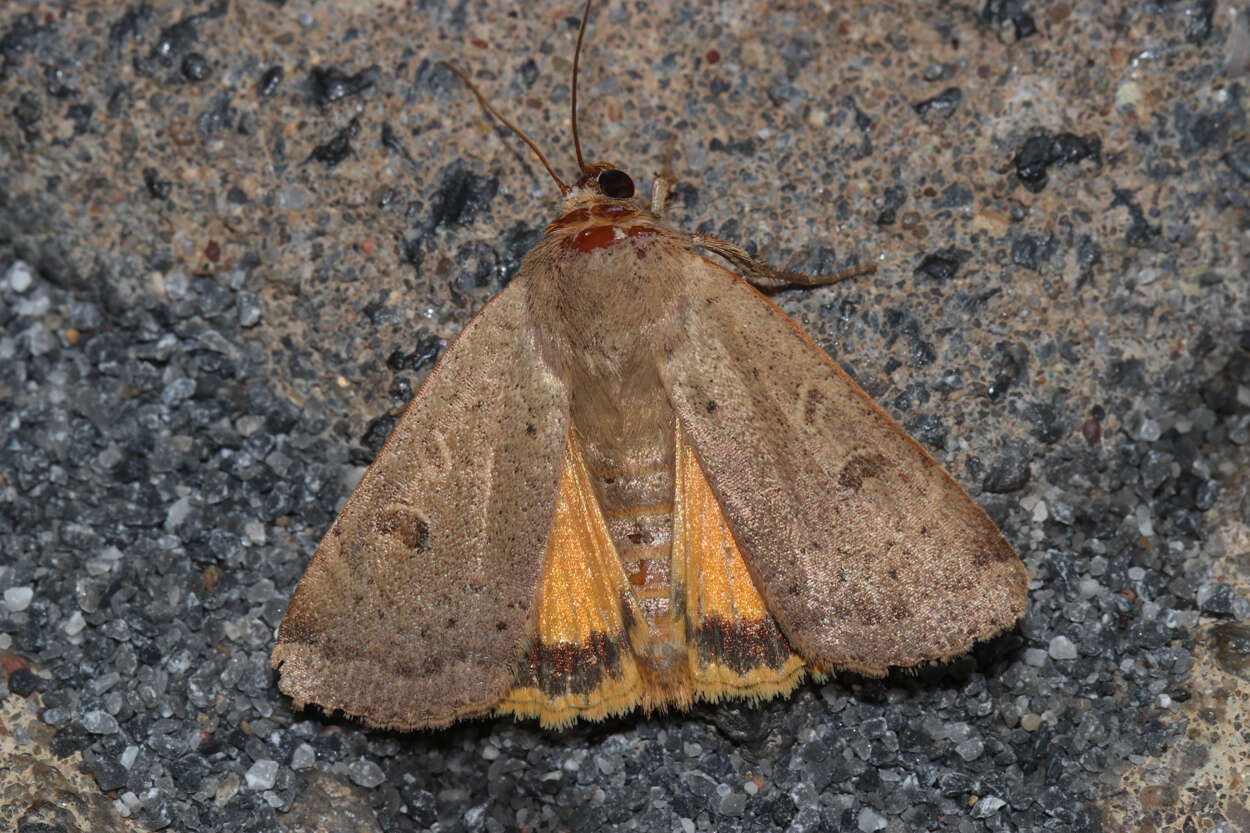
[672,425,812,702]
[497,431,645,726]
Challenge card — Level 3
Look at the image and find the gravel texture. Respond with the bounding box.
[2,2,1249,832]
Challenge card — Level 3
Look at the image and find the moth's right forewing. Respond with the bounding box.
[271,280,570,730]
[659,258,1027,676]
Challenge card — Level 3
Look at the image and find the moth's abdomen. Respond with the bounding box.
[593,455,677,635]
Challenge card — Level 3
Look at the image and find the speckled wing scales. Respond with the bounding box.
[270,281,570,730]
[659,259,1028,676]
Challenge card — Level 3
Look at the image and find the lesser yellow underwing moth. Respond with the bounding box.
[270,2,1028,730]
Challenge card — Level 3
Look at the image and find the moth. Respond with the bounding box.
[270,3,1028,730]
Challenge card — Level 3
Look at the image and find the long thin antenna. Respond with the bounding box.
[440,61,570,196]
[571,0,593,174]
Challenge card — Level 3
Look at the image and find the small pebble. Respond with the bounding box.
[63,611,87,635]
[163,271,190,300]
[955,738,985,761]
[4,586,33,612]
[973,796,1007,818]
[6,260,33,292]
[945,721,972,743]
[1032,500,1048,523]
[291,743,316,770]
[1233,597,1250,621]
[120,791,142,815]
[82,709,120,734]
[236,414,266,437]
[245,759,278,791]
[17,293,50,318]
[244,521,267,545]
[215,773,241,807]
[857,806,888,832]
[716,783,746,817]
[347,758,386,788]
[165,497,191,530]
[276,188,310,211]
[1049,635,1079,660]
[238,293,263,327]
[24,324,55,356]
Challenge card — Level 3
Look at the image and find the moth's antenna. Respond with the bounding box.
[571,0,593,174]
[440,60,571,196]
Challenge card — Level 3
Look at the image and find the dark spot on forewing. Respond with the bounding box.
[838,451,890,492]
[854,604,883,628]
[376,505,430,552]
[828,591,890,629]
[801,386,825,426]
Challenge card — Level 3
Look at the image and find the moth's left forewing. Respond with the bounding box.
[658,257,1027,677]
[271,281,571,729]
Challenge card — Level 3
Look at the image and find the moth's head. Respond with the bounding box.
[575,163,636,201]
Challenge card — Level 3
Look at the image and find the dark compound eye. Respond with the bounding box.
[598,169,634,199]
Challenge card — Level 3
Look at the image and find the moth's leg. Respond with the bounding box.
[650,134,679,217]
[650,175,676,217]
[691,233,877,290]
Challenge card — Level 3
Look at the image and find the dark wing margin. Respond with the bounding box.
[658,258,1027,676]
[271,281,571,729]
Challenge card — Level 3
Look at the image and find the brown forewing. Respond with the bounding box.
[658,258,1028,676]
[270,280,571,730]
